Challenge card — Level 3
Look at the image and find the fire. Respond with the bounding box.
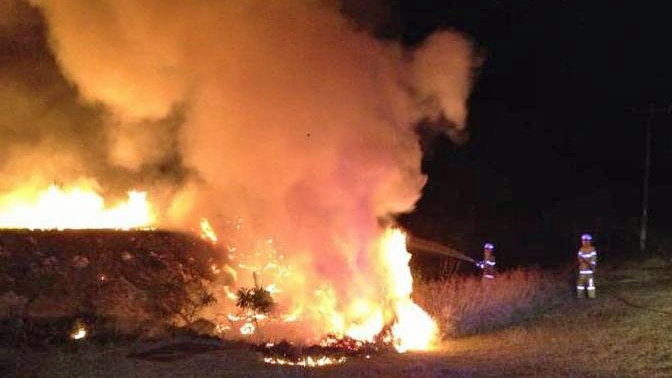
[0,184,154,230]
[263,356,347,367]
[71,327,87,340]
[333,229,437,352]
[343,302,384,343]
[240,322,256,335]
[378,229,439,353]
[200,218,218,243]
[70,320,88,340]
[223,227,438,356]
[391,300,438,353]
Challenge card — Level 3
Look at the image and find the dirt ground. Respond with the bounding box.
[2,263,671,378]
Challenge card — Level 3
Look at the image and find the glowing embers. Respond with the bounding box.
[257,338,371,368]
[70,320,88,341]
[0,184,155,230]
[263,355,347,367]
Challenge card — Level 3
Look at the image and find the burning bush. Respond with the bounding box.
[414,268,570,337]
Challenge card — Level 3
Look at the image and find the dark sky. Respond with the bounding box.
[393,1,672,267]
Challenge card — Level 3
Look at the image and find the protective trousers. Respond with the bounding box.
[576,272,596,298]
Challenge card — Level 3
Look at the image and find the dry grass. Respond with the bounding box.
[446,274,672,378]
[414,268,570,337]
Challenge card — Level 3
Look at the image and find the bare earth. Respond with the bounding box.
[3,264,671,378]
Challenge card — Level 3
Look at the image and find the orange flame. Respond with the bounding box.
[0,184,154,230]
[70,319,88,340]
[221,228,438,353]
[200,218,218,243]
[263,356,347,367]
[71,327,87,340]
[335,229,438,352]
[240,322,256,335]
[378,228,438,352]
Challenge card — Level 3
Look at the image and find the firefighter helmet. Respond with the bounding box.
[484,242,494,250]
[581,234,592,241]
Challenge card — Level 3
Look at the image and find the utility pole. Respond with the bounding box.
[640,105,654,254]
[635,103,672,254]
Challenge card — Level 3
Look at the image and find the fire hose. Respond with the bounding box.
[406,235,476,263]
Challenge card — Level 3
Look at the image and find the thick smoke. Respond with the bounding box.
[0,0,97,192]
[18,0,477,338]
[0,0,186,206]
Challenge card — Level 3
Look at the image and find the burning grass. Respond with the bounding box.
[414,268,570,337]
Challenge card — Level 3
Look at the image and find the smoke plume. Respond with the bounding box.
[6,0,478,339]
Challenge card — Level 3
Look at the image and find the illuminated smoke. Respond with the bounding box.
[19,0,478,340]
[413,31,478,138]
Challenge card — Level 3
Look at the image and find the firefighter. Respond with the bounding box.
[476,243,496,279]
[576,234,598,298]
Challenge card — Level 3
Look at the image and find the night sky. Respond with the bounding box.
[394,1,672,268]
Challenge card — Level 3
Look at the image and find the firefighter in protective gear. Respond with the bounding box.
[576,234,598,298]
[476,243,496,279]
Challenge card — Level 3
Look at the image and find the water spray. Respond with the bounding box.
[406,235,476,263]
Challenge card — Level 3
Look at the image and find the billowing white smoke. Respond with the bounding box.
[31,0,477,339]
